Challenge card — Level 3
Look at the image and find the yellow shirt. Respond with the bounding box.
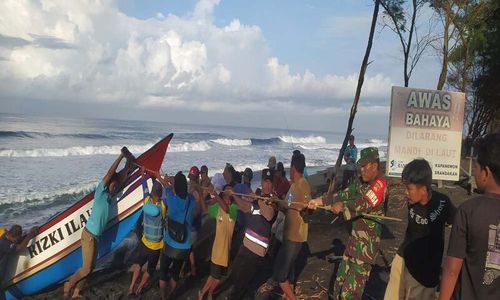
[211,206,236,267]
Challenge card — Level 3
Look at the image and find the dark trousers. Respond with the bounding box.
[272,239,302,283]
[228,246,264,299]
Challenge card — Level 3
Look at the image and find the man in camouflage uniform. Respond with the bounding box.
[331,147,387,299]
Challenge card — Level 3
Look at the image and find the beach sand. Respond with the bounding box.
[24,167,472,300]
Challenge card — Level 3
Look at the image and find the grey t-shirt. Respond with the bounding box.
[447,193,500,300]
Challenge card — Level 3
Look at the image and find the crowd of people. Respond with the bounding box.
[1,134,499,300]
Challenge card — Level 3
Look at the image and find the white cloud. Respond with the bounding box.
[0,0,393,119]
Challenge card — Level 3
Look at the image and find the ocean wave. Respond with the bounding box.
[0,182,96,207]
[0,145,150,157]
[0,182,97,228]
[209,136,322,146]
[365,138,384,144]
[0,130,113,140]
[0,130,52,138]
[298,143,342,150]
[211,138,252,146]
[357,142,388,149]
[169,141,211,152]
[0,141,211,157]
[250,138,281,145]
[278,135,326,144]
[61,133,114,139]
[232,163,269,172]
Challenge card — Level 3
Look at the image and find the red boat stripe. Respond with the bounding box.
[11,198,144,282]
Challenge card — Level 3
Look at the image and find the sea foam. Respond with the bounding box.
[0,141,211,157]
[278,135,327,144]
[211,138,252,146]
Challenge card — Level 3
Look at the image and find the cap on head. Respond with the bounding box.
[357,147,379,166]
[268,156,277,169]
[261,168,273,181]
[189,166,200,178]
[243,167,253,180]
[200,165,208,174]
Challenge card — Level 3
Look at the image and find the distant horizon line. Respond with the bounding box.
[0,111,357,137]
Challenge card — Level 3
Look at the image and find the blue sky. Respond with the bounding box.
[0,0,441,133]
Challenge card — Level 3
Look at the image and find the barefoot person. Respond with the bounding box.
[158,171,197,300]
[198,184,238,300]
[259,150,311,300]
[128,177,166,296]
[226,168,277,299]
[64,147,135,298]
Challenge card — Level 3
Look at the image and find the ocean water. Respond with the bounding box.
[0,113,387,228]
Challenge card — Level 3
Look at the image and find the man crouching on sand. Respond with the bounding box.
[64,147,135,298]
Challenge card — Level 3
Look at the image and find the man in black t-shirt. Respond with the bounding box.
[384,159,455,300]
[439,134,500,300]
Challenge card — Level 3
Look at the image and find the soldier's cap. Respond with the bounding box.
[357,147,379,166]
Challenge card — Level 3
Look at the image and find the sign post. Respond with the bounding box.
[386,86,465,181]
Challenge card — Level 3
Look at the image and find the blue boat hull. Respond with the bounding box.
[5,210,142,300]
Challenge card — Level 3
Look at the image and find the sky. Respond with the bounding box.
[0,0,443,134]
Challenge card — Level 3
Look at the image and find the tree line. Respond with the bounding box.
[334,0,498,177]
[379,0,500,139]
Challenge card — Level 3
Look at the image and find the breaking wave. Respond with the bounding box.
[278,135,327,144]
[0,130,115,140]
[250,138,281,145]
[0,182,96,208]
[211,138,252,146]
[169,141,211,152]
[0,141,211,157]
[298,143,341,150]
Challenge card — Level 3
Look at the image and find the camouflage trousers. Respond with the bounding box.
[333,254,372,300]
